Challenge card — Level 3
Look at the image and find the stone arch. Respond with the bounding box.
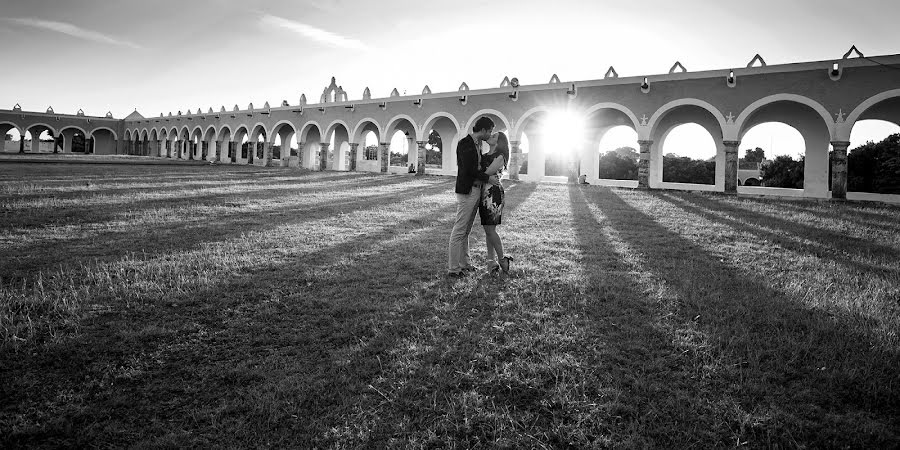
[26,122,58,137]
[464,109,512,137]
[512,106,551,141]
[324,119,351,140]
[585,102,641,131]
[298,121,323,143]
[735,94,834,141]
[217,124,233,142]
[268,120,297,144]
[647,98,728,141]
[0,121,23,136]
[384,114,420,140]
[89,126,118,140]
[648,102,725,190]
[350,117,383,143]
[735,97,833,196]
[249,122,268,142]
[843,88,900,141]
[421,112,461,172]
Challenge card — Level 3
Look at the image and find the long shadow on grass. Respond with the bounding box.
[0,170,369,204]
[0,172,389,230]
[1,176,453,284]
[0,181,538,447]
[652,192,900,280]
[669,191,900,272]
[580,186,900,446]
[729,195,900,234]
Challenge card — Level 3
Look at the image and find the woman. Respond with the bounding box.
[479,132,513,274]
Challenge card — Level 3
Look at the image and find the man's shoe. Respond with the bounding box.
[447,271,465,278]
[460,265,479,273]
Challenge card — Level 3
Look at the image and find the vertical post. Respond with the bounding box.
[723,140,740,194]
[831,140,850,200]
[637,139,653,189]
[349,143,359,171]
[63,132,72,153]
[416,141,426,176]
[380,142,389,173]
[20,134,26,153]
[319,142,329,171]
[263,142,273,166]
[508,140,521,181]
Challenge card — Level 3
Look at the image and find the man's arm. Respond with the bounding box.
[456,140,491,183]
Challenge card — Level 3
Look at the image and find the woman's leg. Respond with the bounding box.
[484,225,497,265]
[484,225,504,263]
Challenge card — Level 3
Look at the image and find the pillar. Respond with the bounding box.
[508,140,521,181]
[830,141,850,200]
[349,143,359,171]
[637,140,653,189]
[19,135,25,153]
[262,142,273,166]
[723,140,740,194]
[416,141,426,176]
[319,142,329,171]
[380,142,389,173]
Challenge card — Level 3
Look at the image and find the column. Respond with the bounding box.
[830,141,850,200]
[319,142,329,171]
[349,143,359,171]
[62,132,73,153]
[416,141,426,176]
[379,143,389,173]
[262,142,273,166]
[508,140,521,181]
[637,140,653,189]
[723,140,740,194]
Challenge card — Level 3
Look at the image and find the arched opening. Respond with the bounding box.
[140,130,150,156]
[299,123,322,170]
[58,127,86,154]
[584,105,640,185]
[271,121,299,165]
[421,114,460,174]
[202,127,216,161]
[233,127,250,164]
[190,128,203,160]
[179,128,191,159]
[2,124,22,153]
[89,128,116,155]
[324,122,350,171]
[389,130,410,169]
[661,123,718,185]
[384,117,417,173]
[249,125,268,165]
[737,100,831,196]
[150,129,160,157]
[27,128,56,153]
[740,122,806,190]
[217,127,233,163]
[597,125,640,182]
[845,94,900,195]
[351,120,382,173]
[513,110,555,180]
[650,104,724,190]
[167,128,178,159]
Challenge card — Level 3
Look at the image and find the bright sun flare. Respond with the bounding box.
[542,110,585,154]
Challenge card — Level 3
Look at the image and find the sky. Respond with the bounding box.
[1,0,899,158]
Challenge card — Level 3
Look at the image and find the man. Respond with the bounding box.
[447,116,500,277]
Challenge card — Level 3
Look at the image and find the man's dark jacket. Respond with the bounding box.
[455,135,490,194]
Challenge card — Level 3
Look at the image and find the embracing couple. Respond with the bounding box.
[447,116,512,278]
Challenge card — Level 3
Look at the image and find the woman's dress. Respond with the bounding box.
[479,152,505,226]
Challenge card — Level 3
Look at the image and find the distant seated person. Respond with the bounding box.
[578,174,589,185]
[408,163,416,173]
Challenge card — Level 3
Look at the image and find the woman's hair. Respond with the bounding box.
[494,132,510,169]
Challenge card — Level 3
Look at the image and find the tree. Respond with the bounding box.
[598,147,638,180]
[662,155,716,184]
[760,155,804,188]
[5,133,12,141]
[425,130,442,166]
[743,147,765,163]
[846,133,900,194]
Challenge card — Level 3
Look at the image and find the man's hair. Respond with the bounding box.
[472,117,495,133]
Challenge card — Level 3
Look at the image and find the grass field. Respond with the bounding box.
[1,163,899,448]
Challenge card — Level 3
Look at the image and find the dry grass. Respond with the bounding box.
[1,163,898,448]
